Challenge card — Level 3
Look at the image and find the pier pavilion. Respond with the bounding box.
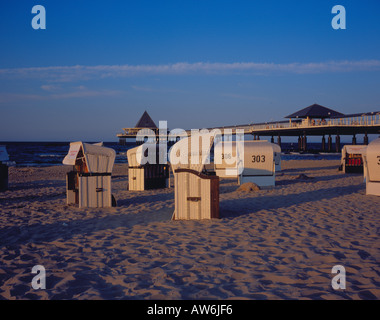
[117,111,159,145]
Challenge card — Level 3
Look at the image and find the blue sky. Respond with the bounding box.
[0,0,380,141]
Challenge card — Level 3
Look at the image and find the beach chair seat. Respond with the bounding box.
[127,144,169,191]
[341,145,366,174]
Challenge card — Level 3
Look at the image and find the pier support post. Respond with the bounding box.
[271,136,274,144]
[303,131,307,152]
[335,135,341,153]
[328,135,332,152]
[298,136,302,151]
[364,132,369,145]
[277,134,281,148]
[322,135,326,152]
[352,134,357,145]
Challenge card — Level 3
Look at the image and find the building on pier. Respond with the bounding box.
[117,111,159,145]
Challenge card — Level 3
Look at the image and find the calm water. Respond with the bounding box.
[0,142,130,167]
[0,141,342,167]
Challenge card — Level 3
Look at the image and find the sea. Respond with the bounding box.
[0,141,344,167]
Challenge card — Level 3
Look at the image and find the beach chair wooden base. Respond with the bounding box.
[66,171,112,208]
[129,165,169,191]
[366,182,380,196]
[173,169,219,220]
[344,166,364,174]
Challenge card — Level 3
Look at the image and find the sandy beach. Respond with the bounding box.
[0,159,379,300]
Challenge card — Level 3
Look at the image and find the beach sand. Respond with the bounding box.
[0,160,379,300]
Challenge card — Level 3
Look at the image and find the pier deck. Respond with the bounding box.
[117,110,380,151]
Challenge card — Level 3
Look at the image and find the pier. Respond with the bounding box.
[117,105,380,152]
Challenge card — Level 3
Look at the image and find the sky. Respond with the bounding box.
[0,0,380,141]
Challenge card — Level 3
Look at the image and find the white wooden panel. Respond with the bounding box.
[78,176,86,207]
[174,171,217,220]
[67,190,76,205]
[128,168,145,191]
[87,176,97,207]
[78,175,112,208]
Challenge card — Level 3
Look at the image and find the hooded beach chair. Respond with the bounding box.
[341,145,367,174]
[170,132,219,220]
[63,142,116,207]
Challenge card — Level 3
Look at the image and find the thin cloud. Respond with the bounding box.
[0,60,379,82]
[131,85,186,94]
[0,89,123,104]
[41,84,61,92]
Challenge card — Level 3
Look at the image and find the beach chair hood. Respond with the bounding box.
[0,146,9,162]
[127,143,166,167]
[341,145,367,156]
[214,140,275,177]
[63,141,116,173]
[169,131,217,174]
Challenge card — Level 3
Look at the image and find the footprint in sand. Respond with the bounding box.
[357,250,371,260]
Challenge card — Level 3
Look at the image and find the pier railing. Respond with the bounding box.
[249,113,380,133]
